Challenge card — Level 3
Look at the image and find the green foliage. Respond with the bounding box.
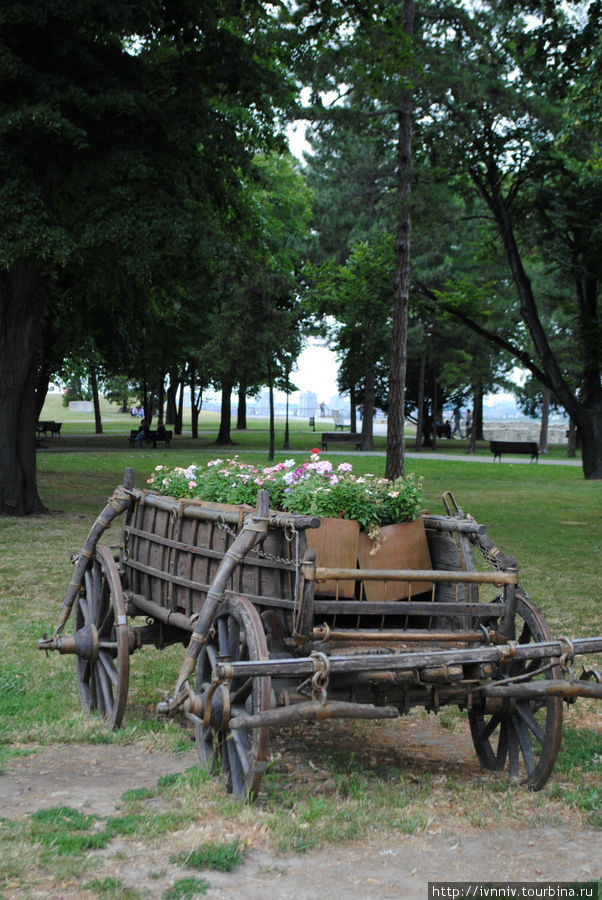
[62,378,92,407]
[146,452,425,531]
[550,728,601,829]
[84,877,143,899]
[169,841,245,872]
[30,806,97,831]
[120,787,156,803]
[163,878,211,899]
[0,0,300,512]
[29,806,107,855]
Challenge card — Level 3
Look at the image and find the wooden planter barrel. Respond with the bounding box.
[357,518,433,602]
[305,516,360,598]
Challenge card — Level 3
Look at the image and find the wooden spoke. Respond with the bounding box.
[468,594,563,790]
[74,544,129,730]
[194,596,271,802]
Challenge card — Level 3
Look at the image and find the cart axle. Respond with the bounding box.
[230,699,400,729]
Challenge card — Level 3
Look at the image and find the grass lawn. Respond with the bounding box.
[0,433,600,896]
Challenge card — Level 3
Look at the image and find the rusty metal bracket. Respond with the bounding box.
[498,640,517,664]
[556,634,575,673]
[310,651,331,705]
[579,665,601,683]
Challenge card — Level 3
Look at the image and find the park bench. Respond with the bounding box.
[332,411,349,430]
[129,429,172,448]
[490,440,539,462]
[436,422,451,439]
[321,431,361,450]
[36,421,62,436]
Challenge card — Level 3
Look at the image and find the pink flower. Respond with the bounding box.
[188,480,197,489]
[337,462,353,473]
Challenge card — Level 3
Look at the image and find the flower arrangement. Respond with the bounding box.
[146,450,426,534]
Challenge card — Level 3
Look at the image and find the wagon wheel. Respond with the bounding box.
[74,543,130,730]
[194,595,271,802]
[468,594,563,791]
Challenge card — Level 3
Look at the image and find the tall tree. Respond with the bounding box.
[421,1,602,477]
[0,0,293,513]
[291,0,417,476]
[207,152,311,445]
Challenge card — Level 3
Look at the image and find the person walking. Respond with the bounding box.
[451,405,464,439]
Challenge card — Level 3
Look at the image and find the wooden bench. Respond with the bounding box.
[490,440,539,462]
[129,429,172,448]
[321,431,361,450]
[332,411,349,430]
[36,421,62,436]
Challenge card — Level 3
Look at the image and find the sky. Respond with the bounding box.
[289,341,526,412]
[290,341,341,401]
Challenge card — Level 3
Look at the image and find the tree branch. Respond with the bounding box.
[414,279,552,389]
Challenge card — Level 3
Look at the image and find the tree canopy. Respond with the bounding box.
[1,0,600,518]
[0,0,295,513]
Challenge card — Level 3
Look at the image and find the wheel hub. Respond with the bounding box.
[204,683,231,732]
[72,624,99,662]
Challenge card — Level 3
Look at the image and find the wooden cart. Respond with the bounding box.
[39,467,602,801]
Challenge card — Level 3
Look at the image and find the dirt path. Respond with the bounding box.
[2,730,600,900]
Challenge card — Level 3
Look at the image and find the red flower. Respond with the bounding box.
[311,448,321,454]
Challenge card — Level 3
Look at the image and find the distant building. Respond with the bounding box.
[298,391,318,416]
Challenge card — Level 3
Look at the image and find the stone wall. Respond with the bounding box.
[68,401,93,413]
[482,421,568,444]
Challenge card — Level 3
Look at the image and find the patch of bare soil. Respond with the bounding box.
[1,713,600,899]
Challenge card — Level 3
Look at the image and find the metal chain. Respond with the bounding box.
[217,516,302,610]
[469,532,507,572]
[217,516,302,567]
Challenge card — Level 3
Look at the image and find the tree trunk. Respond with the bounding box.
[157,372,165,428]
[567,419,577,458]
[188,363,201,440]
[385,0,414,480]
[0,262,47,515]
[539,387,550,453]
[34,374,50,421]
[431,370,438,450]
[474,383,484,441]
[361,366,375,452]
[349,385,357,433]
[237,382,247,430]
[283,368,291,451]
[267,360,275,461]
[90,366,103,434]
[166,370,178,427]
[176,377,184,435]
[473,166,602,478]
[141,376,152,427]
[217,377,233,444]
[34,309,61,419]
[468,395,476,456]
[414,348,426,452]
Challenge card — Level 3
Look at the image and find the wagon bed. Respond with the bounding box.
[39,468,602,801]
